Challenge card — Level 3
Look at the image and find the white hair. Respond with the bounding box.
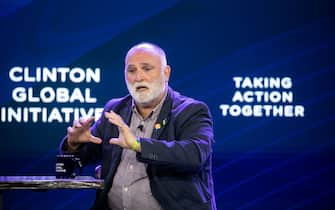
[125,42,167,69]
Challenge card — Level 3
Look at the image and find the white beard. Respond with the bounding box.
[126,77,166,106]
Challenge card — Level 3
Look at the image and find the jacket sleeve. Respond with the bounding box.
[136,102,214,173]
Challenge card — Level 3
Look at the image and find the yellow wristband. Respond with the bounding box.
[131,136,141,151]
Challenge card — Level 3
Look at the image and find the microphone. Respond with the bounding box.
[137,124,144,131]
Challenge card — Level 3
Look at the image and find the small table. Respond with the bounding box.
[0,176,104,210]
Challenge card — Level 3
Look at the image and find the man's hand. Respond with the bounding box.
[67,116,102,150]
[104,111,141,152]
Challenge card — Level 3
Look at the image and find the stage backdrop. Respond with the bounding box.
[1,0,334,209]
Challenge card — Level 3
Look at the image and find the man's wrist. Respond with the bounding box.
[67,139,80,151]
[131,136,141,152]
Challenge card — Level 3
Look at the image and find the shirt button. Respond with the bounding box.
[129,165,133,170]
[124,187,128,192]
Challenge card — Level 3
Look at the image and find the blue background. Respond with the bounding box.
[1,0,334,209]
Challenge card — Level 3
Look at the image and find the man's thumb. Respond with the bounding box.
[109,138,120,145]
[89,135,102,144]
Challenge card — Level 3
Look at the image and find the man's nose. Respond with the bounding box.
[135,70,145,81]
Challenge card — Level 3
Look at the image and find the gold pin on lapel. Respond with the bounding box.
[155,123,161,130]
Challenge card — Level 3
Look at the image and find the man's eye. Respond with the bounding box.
[143,66,152,71]
[127,68,136,73]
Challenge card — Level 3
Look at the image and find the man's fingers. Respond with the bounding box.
[80,116,95,128]
[105,111,125,127]
[89,135,102,144]
[107,117,121,127]
[105,110,122,120]
[67,126,73,133]
[109,111,123,121]
[67,126,75,139]
[104,111,114,119]
[73,120,82,128]
[109,138,120,145]
[87,116,95,125]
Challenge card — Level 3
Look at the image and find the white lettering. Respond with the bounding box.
[9,66,23,82]
[12,87,26,102]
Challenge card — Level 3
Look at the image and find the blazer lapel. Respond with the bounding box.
[151,88,173,139]
[119,99,133,125]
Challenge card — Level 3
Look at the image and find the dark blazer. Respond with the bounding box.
[61,87,216,210]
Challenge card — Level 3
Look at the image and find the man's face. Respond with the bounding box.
[125,49,170,106]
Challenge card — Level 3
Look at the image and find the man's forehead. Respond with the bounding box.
[126,49,162,64]
[127,62,153,67]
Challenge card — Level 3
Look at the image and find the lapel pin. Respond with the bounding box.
[155,123,161,130]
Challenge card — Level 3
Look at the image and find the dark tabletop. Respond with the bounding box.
[0,176,104,190]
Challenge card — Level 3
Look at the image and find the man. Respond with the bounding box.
[60,42,216,210]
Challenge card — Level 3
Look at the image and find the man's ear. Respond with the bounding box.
[164,65,171,82]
